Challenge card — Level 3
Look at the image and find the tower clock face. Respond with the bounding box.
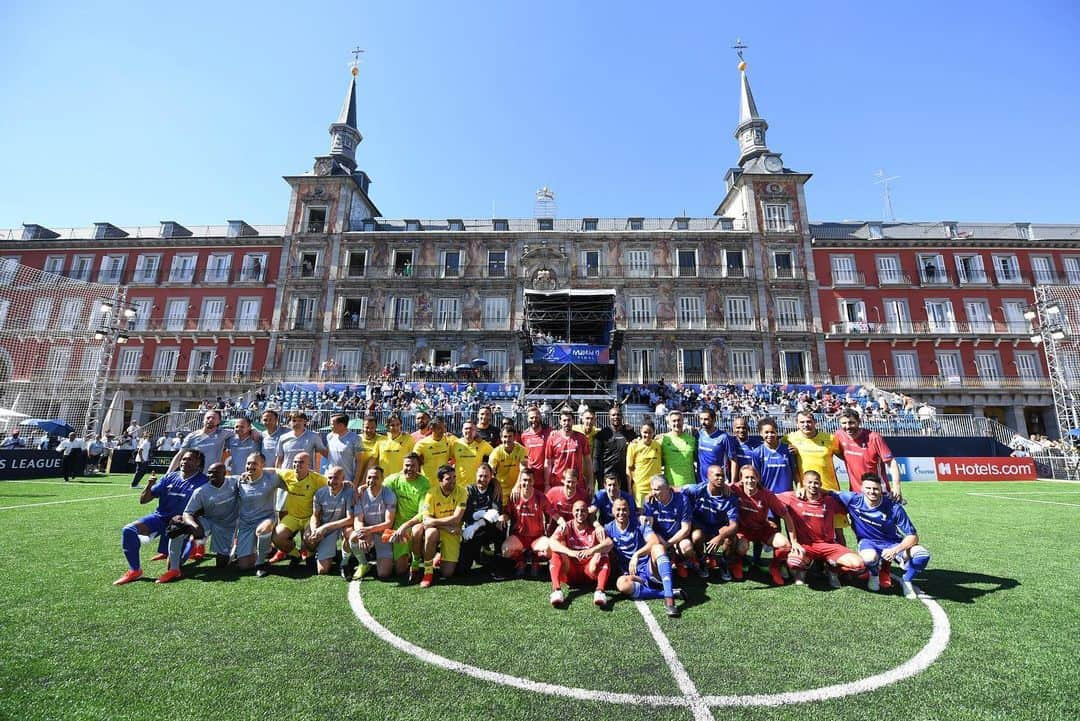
[764,155,783,172]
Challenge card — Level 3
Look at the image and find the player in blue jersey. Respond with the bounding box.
[642,474,696,578]
[833,473,929,599]
[604,497,684,617]
[728,416,760,483]
[113,450,207,585]
[695,409,735,485]
[751,418,797,494]
[589,473,638,526]
[682,464,740,580]
[158,461,239,583]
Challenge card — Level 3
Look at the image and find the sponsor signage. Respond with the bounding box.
[533,344,610,365]
[0,450,64,480]
[935,457,1037,482]
[896,457,939,482]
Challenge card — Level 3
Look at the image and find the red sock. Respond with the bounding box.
[771,547,790,566]
[549,553,564,590]
[594,558,610,592]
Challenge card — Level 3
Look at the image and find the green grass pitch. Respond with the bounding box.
[1,476,1077,721]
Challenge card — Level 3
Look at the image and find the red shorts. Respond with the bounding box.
[796,541,851,564]
[737,525,777,544]
[556,554,608,585]
[512,534,542,551]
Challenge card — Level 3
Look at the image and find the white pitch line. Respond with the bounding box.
[0,493,133,511]
[965,492,1080,508]
[635,601,715,721]
[960,490,1080,495]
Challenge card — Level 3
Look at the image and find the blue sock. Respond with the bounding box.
[904,552,930,582]
[631,581,665,600]
[121,525,142,571]
[656,554,674,598]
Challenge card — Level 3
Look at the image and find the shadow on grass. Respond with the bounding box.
[917,568,1019,604]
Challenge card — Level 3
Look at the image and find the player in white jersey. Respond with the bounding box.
[309,466,356,575]
[235,453,286,577]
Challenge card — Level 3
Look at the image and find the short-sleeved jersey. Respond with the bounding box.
[489,442,527,497]
[507,491,553,539]
[277,469,328,520]
[383,472,430,528]
[643,491,691,542]
[224,434,261,476]
[682,482,740,531]
[326,431,362,481]
[180,428,234,466]
[785,431,840,492]
[453,437,493,486]
[519,426,551,482]
[475,424,501,446]
[834,491,916,544]
[313,484,354,524]
[594,425,637,485]
[375,432,414,477]
[732,484,786,537]
[591,489,637,526]
[353,485,397,528]
[660,431,697,488]
[545,484,590,523]
[604,520,650,574]
[546,429,590,487]
[465,482,502,520]
[277,429,328,469]
[184,476,239,526]
[696,429,733,485]
[626,439,663,500]
[421,483,468,524]
[553,522,600,552]
[260,426,287,462]
[410,427,433,444]
[572,424,599,452]
[731,437,761,473]
[358,433,386,470]
[752,443,797,494]
[413,436,455,487]
[833,429,895,492]
[777,491,846,545]
[236,469,284,524]
[150,471,209,518]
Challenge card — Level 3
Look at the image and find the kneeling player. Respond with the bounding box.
[159,461,239,583]
[590,473,638,526]
[269,452,327,564]
[459,463,505,574]
[606,498,683,617]
[732,465,794,585]
[778,470,865,588]
[349,466,397,580]
[416,464,468,587]
[834,473,930,599]
[682,464,740,580]
[235,453,286,577]
[501,469,554,578]
[308,466,355,575]
[547,500,611,608]
[642,475,695,578]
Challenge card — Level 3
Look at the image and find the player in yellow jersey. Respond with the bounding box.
[453,418,494,485]
[417,464,468,587]
[414,418,456,486]
[269,452,328,563]
[357,414,386,480]
[785,411,848,542]
[375,414,414,476]
[626,422,663,505]
[490,425,527,498]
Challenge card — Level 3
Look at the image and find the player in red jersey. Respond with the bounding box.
[519,406,551,491]
[546,468,591,525]
[833,409,902,500]
[547,500,612,608]
[776,470,865,588]
[732,465,795,585]
[545,409,592,490]
[501,468,556,578]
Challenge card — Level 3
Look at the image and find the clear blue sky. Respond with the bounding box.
[1,1,1078,229]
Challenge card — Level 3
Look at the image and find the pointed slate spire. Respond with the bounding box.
[734,60,770,167]
[327,66,363,174]
[738,68,760,126]
[337,73,358,129]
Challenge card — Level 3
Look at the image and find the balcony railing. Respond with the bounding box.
[768,267,805,281]
[128,269,160,284]
[286,315,319,331]
[832,374,1049,390]
[167,270,196,284]
[877,272,911,286]
[581,264,751,280]
[827,320,1032,336]
[124,317,271,333]
[773,319,817,332]
[831,271,865,286]
[957,271,991,285]
[918,268,952,286]
[117,369,277,385]
[287,264,328,280]
[994,272,1029,286]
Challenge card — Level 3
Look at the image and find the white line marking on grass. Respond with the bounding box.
[966,492,1080,508]
[1037,478,1080,484]
[635,601,715,721]
[960,491,1080,495]
[0,493,133,511]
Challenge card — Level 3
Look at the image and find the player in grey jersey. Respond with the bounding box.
[168,409,236,473]
[326,413,364,484]
[275,411,327,470]
[158,462,238,583]
[347,466,397,580]
[235,453,286,577]
[309,466,355,575]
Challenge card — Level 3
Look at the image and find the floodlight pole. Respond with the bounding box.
[83,286,129,440]
[1034,285,1080,480]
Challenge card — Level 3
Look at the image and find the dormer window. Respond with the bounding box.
[628,218,644,231]
[405,220,422,232]
[675,218,689,231]
[538,218,554,231]
[583,218,598,231]
[361,220,376,232]
[306,207,327,234]
[868,223,883,240]
[493,219,509,232]
[448,219,465,232]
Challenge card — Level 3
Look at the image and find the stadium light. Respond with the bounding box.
[1023,308,1037,320]
[99,300,114,314]
[1030,333,1042,344]
[1050,328,1067,341]
[1046,302,1062,315]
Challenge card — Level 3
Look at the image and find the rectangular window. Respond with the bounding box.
[676,218,689,231]
[384,349,411,371]
[169,254,197,283]
[782,351,808,383]
[582,251,601,278]
[876,255,904,284]
[993,254,1022,284]
[0,257,17,285]
[0,299,9,330]
[677,296,705,329]
[728,349,757,380]
[284,348,311,380]
[1002,300,1028,333]
[43,256,65,276]
[845,351,873,380]
[117,348,142,381]
[893,352,919,380]
[69,256,93,282]
[30,298,52,330]
[228,348,254,379]
[1064,257,1080,284]
[538,219,554,231]
[954,254,987,284]
[776,298,803,329]
[98,255,126,284]
[388,297,413,330]
[240,253,267,281]
[164,299,188,331]
[935,350,963,380]
[487,251,507,278]
[630,348,656,384]
[152,348,180,382]
[627,250,651,277]
[204,253,232,283]
[678,348,706,383]
[925,300,956,333]
[340,297,367,330]
[773,251,796,279]
[129,299,151,331]
[483,349,508,377]
[629,218,644,231]
[628,296,654,328]
[292,297,317,330]
[764,203,792,232]
[79,346,103,378]
[336,349,362,379]
[436,297,462,330]
[132,254,161,283]
[187,349,216,382]
[676,250,698,277]
[493,220,509,232]
[199,298,225,331]
[441,250,462,278]
[482,297,510,328]
[346,250,368,277]
[725,296,753,329]
[583,219,598,231]
[57,298,84,331]
[974,351,1002,381]
[964,300,992,332]
[1030,256,1055,284]
[87,298,111,331]
[882,299,911,333]
[236,298,262,331]
[839,299,867,330]
[306,207,327,233]
[45,347,71,381]
[393,250,415,277]
[1014,352,1040,380]
[298,252,319,278]
[918,254,948,284]
[830,255,858,284]
[724,249,745,278]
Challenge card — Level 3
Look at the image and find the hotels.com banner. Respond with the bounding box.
[935,457,1037,482]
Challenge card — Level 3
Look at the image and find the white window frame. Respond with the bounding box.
[441,250,462,278]
[30,298,53,330]
[132,254,161,284]
[629,348,656,384]
[581,250,601,278]
[204,253,232,283]
[1002,300,1029,334]
[482,297,510,329]
[677,348,707,382]
[1014,352,1040,381]
[993,254,1022,284]
[43,256,65,276]
[339,297,367,330]
[199,298,226,331]
[676,249,698,278]
[387,297,413,330]
[725,296,754,330]
[45,347,72,382]
[1030,256,1055,284]
[284,347,312,380]
[69,255,93,282]
[882,299,912,333]
[98,254,126,284]
[57,298,84,331]
[236,298,262,332]
[228,348,254,379]
[776,297,804,329]
[1064,257,1080,285]
[892,352,919,380]
[164,298,189,331]
[291,297,318,330]
[925,299,956,333]
[963,299,992,332]
[117,347,142,381]
[129,299,151,331]
[335,348,362,379]
[764,203,793,232]
[486,250,507,278]
[677,296,706,329]
[876,255,904,284]
[772,250,795,279]
[0,299,9,330]
[728,349,757,380]
[187,348,217,382]
[305,206,328,234]
[935,350,963,381]
[78,346,103,378]
[482,349,508,377]
[918,254,948,284]
[830,255,858,285]
[954,254,988,285]
[626,250,651,278]
[169,254,197,283]
[152,348,180,383]
[838,299,867,330]
[240,253,267,282]
[628,296,655,329]
[974,351,1002,381]
[845,351,873,380]
[436,297,462,330]
[723,249,746,278]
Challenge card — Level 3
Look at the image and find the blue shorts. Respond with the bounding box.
[635,556,658,585]
[134,512,170,538]
[858,538,901,557]
[695,524,721,539]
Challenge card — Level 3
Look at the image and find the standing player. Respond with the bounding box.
[642,475,695,578]
[169,410,234,472]
[235,453,286,577]
[158,461,238,583]
[375,413,415,477]
[113,450,207,585]
[501,469,555,578]
[572,408,600,473]
[489,425,527,499]
[546,409,592,489]
[348,465,397,581]
[728,416,760,483]
[308,466,356,575]
[357,414,385,480]
[384,453,431,579]
[268,452,328,563]
[626,422,662,505]
[130,432,154,488]
[777,470,865,588]
[475,405,500,446]
[547,500,611,608]
[732,465,794,585]
[411,409,433,443]
[326,413,364,485]
[275,412,327,471]
[223,416,261,476]
[413,418,455,489]
[606,498,683,617]
[416,465,468,587]
[696,408,736,486]
[592,405,636,493]
[520,406,551,491]
[833,473,928,599]
[660,410,697,490]
[459,463,505,574]
[682,464,740,579]
[589,473,638,526]
[785,411,848,543]
[454,419,494,486]
[752,418,797,494]
[833,409,903,500]
[259,409,287,466]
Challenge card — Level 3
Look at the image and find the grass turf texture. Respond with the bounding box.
[1,477,1078,721]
